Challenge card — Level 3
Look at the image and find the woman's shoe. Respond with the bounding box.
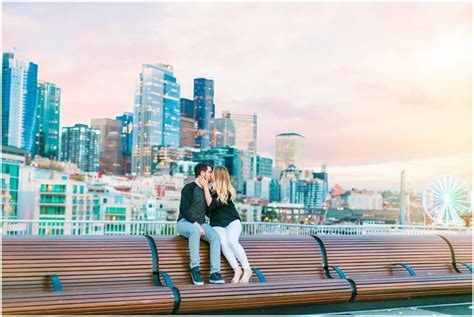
[231,266,243,284]
[240,267,252,283]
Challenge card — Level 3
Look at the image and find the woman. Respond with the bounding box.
[197,166,252,283]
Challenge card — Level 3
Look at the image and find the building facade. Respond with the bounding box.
[222,111,257,153]
[61,124,100,172]
[210,117,235,148]
[33,81,61,159]
[1,146,26,219]
[194,78,214,149]
[116,112,133,174]
[132,63,181,175]
[180,116,197,148]
[2,53,38,153]
[180,98,195,119]
[275,132,304,170]
[91,118,123,175]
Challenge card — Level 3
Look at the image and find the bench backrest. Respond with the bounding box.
[152,235,326,285]
[318,234,457,279]
[2,236,155,294]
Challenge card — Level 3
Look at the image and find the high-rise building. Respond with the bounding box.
[279,164,301,203]
[275,133,304,170]
[194,78,214,149]
[180,116,197,148]
[116,112,133,175]
[2,53,38,153]
[116,112,133,157]
[91,118,123,175]
[222,111,257,153]
[132,62,181,175]
[193,146,243,192]
[151,145,181,175]
[297,179,324,209]
[1,146,26,219]
[180,98,195,119]
[255,156,273,178]
[246,176,272,200]
[313,165,329,205]
[33,81,61,159]
[210,118,235,147]
[241,151,256,192]
[61,124,100,172]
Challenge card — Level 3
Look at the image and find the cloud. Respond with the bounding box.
[2,2,471,189]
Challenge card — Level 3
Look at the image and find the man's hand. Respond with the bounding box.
[193,222,205,236]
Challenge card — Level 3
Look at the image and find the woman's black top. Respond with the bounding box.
[207,192,241,228]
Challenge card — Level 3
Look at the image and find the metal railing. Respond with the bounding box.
[1,219,471,236]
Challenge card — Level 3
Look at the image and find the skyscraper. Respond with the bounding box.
[275,133,304,170]
[313,165,329,205]
[116,112,133,157]
[180,116,197,148]
[279,164,301,203]
[222,111,257,153]
[116,112,133,175]
[210,118,235,147]
[91,118,122,175]
[132,62,181,175]
[2,53,38,153]
[255,156,273,178]
[33,81,61,159]
[180,98,195,119]
[61,124,100,172]
[194,78,214,149]
[297,179,324,209]
[193,147,243,192]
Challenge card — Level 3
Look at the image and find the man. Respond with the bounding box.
[177,162,225,285]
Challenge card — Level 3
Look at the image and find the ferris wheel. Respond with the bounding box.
[422,175,472,226]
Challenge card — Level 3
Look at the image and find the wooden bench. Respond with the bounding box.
[3,234,471,314]
[2,288,176,315]
[152,235,326,285]
[2,236,178,314]
[313,234,472,301]
[151,234,353,313]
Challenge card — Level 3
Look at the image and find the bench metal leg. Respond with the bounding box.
[46,274,62,292]
[457,262,473,273]
[390,263,416,276]
[252,268,267,282]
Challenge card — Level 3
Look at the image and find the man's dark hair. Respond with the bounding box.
[194,162,212,178]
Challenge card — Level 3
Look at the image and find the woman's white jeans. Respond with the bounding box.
[213,220,250,269]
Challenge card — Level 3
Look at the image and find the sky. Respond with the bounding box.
[3,2,472,192]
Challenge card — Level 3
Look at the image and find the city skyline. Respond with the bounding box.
[3,2,471,191]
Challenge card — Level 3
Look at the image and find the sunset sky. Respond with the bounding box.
[3,2,472,192]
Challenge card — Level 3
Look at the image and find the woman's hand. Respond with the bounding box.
[198,175,209,188]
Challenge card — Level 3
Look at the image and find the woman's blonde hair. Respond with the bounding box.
[212,166,236,204]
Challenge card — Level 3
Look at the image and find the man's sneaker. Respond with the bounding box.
[209,272,225,284]
[191,266,204,285]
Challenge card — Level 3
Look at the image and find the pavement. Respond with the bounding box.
[319,302,473,316]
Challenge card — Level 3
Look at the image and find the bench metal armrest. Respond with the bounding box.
[252,268,267,283]
[390,263,416,276]
[46,274,62,292]
[456,262,473,272]
[157,271,180,313]
[326,265,348,280]
[158,271,175,288]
